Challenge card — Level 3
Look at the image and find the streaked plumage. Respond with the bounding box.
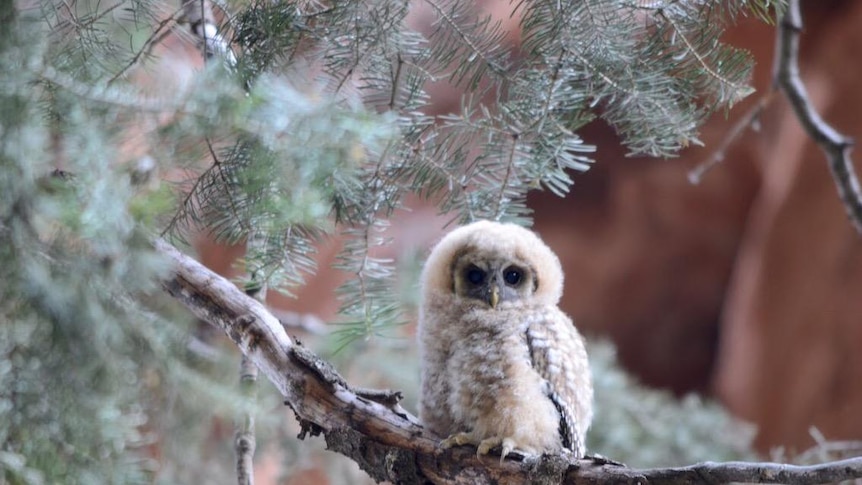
[418,220,593,460]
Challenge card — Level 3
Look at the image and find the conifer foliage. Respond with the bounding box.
[1,0,780,482]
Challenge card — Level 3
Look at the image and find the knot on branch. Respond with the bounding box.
[233,314,264,350]
[528,454,570,485]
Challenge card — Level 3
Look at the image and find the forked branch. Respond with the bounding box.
[775,0,862,233]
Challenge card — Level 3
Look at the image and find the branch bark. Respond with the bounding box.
[775,0,862,234]
[154,237,862,485]
[235,355,257,485]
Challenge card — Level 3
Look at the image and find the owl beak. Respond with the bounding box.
[489,284,499,309]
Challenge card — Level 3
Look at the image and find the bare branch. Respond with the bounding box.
[180,5,258,477]
[154,237,862,485]
[235,355,257,485]
[775,0,862,234]
[236,237,266,485]
[688,90,776,184]
[603,459,862,485]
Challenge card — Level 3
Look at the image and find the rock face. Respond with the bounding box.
[713,2,862,451]
[530,115,761,396]
[531,2,862,451]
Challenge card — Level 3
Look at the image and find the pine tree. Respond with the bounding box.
[0,0,783,483]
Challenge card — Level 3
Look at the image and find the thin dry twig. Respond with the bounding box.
[235,354,258,485]
[181,4,255,481]
[688,90,776,184]
[775,0,862,234]
[795,427,862,464]
[237,251,264,485]
[107,5,186,86]
[155,237,862,485]
[690,2,862,234]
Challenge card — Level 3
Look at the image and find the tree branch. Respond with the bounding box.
[775,0,862,234]
[235,354,257,485]
[154,238,862,484]
[688,90,776,184]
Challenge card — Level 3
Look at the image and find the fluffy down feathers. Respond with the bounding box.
[418,220,593,459]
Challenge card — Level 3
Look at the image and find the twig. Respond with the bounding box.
[797,427,862,463]
[181,4,254,480]
[155,237,862,485]
[688,90,776,184]
[236,354,257,485]
[107,6,185,86]
[235,239,265,485]
[775,0,862,234]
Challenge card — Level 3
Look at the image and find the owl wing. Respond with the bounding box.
[525,309,591,456]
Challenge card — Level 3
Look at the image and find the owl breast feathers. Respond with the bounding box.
[417,220,593,460]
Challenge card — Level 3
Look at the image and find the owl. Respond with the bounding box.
[417,220,593,461]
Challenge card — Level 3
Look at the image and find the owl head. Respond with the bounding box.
[421,220,564,308]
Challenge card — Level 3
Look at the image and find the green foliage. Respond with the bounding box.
[218,0,782,340]
[0,0,782,482]
[588,341,757,466]
[0,4,257,484]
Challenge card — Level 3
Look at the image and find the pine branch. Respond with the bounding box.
[424,0,510,88]
[107,5,185,86]
[775,0,862,234]
[655,9,750,105]
[155,237,862,485]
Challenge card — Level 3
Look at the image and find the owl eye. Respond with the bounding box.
[503,267,523,286]
[465,266,486,285]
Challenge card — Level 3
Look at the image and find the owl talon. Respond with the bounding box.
[475,437,518,463]
[440,432,473,450]
[443,434,520,463]
[500,438,516,462]
[476,437,501,457]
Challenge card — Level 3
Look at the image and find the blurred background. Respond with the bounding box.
[183,1,862,482]
[54,0,862,483]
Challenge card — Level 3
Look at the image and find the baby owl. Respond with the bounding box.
[418,220,593,460]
